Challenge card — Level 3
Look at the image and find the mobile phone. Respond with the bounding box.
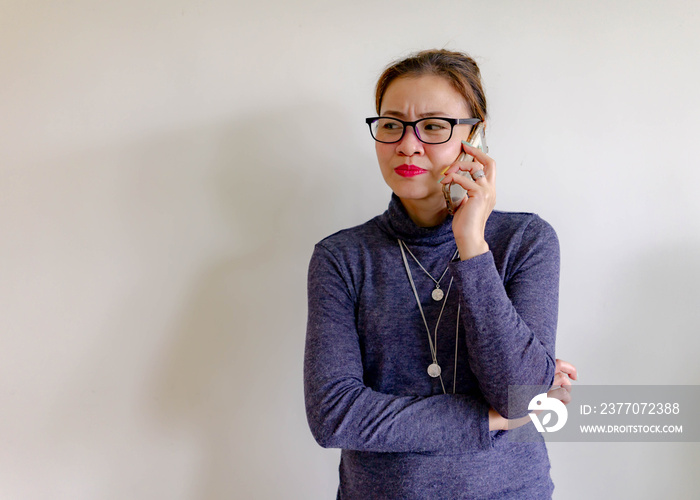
[442,123,488,214]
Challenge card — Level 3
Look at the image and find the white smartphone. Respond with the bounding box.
[442,123,487,214]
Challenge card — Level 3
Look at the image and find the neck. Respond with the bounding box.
[399,196,449,228]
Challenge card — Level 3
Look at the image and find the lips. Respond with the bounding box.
[394,164,428,178]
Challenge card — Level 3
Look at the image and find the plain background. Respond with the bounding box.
[2,0,699,498]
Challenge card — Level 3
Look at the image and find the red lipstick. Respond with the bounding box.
[394,164,428,178]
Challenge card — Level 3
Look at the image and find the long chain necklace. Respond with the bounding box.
[401,243,459,301]
[398,240,461,395]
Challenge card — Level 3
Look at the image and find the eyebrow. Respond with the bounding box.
[381,110,449,118]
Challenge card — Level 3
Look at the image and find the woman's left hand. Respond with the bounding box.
[548,358,578,405]
[440,141,496,260]
[499,358,578,431]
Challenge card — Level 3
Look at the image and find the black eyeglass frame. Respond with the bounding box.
[365,116,481,144]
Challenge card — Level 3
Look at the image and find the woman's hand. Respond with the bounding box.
[440,141,497,260]
[549,358,578,406]
[490,359,578,431]
[488,407,507,431]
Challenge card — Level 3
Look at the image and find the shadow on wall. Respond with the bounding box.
[32,99,371,497]
[146,102,355,498]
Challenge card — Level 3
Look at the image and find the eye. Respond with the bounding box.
[423,120,449,131]
[381,121,401,130]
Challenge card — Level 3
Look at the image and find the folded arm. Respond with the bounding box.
[449,216,560,418]
[304,244,494,453]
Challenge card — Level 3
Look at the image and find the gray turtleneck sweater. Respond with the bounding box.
[304,195,560,499]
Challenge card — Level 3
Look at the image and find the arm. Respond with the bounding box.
[304,243,493,453]
[449,216,559,418]
[440,144,558,418]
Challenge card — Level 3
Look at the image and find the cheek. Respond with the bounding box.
[431,145,462,170]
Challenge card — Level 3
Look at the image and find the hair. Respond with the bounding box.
[374,49,488,121]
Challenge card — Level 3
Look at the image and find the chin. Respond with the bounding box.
[391,184,426,199]
[392,185,443,205]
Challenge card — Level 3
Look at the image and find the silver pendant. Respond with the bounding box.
[427,363,442,378]
[431,287,444,301]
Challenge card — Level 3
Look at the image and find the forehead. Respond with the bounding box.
[380,74,470,117]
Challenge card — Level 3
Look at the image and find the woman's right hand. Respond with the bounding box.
[441,141,497,260]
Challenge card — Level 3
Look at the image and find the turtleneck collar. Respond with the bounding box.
[374,193,455,246]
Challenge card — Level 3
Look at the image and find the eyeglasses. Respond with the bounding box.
[365,116,481,145]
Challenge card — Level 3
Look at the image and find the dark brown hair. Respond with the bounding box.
[375,49,488,121]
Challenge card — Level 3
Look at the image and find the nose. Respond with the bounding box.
[396,125,424,156]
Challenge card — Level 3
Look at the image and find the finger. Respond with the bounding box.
[456,158,484,173]
[555,359,578,381]
[442,147,480,176]
[461,142,496,182]
[440,171,480,192]
[442,161,490,185]
[547,386,572,405]
[441,163,462,176]
[552,372,571,385]
[461,141,493,165]
[443,156,480,177]
[457,158,494,186]
[553,372,572,391]
[468,164,488,185]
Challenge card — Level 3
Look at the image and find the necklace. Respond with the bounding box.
[398,240,461,394]
[400,242,459,301]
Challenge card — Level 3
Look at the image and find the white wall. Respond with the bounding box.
[2,1,699,498]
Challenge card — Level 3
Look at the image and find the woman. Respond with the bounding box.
[304,49,576,499]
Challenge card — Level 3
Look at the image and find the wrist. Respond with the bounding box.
[456,237,489,261]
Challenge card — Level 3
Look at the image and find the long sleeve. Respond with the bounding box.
[304,243,492,453]
[449,215,559,418]
[305,199,558,499]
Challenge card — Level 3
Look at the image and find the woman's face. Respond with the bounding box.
[376,74,474,208]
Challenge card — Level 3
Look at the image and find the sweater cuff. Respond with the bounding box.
[448,394,493,451]
[449,251,501,291]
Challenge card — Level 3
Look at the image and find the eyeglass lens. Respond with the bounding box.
[370,118,453,144]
